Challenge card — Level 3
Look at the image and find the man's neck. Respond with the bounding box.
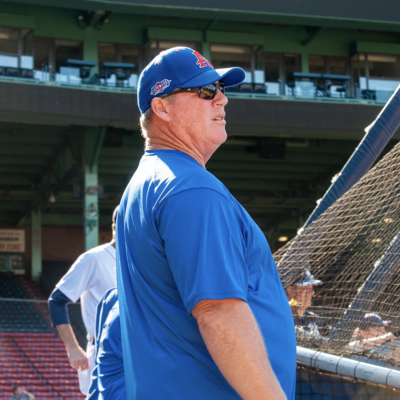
[146,139,207,168]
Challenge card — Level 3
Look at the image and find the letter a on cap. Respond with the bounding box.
[192,50,213,68]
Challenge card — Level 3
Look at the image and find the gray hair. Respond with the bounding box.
[140,108,153,140]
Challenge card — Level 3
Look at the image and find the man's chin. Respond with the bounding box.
[215,130,228,145]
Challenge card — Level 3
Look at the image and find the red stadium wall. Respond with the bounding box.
[22,226,112,276]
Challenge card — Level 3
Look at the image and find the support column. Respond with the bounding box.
[31,210,42,282]
[83,28,99,75]
[301,52,309,73]
[202,19,217,61]
[83,127,106,252]
[202,42,211,61]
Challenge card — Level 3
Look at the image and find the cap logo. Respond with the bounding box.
[150,79,172,96]
[192,50,213,68]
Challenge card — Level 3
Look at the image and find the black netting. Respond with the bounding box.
[274,141,400,396]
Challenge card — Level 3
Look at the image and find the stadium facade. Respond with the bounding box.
[0,0,399,280]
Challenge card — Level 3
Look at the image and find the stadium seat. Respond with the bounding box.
[52,385,66,392]
[0,361,14,367]
[28,384,47,391]
[0,367,18,374]
[64,397,86,400]
[6,373,19,379]
[40,392,57,398]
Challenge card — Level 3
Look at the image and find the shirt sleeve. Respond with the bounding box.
[56,251,97,303]
[48,288,72,327]
[156,188,248,314]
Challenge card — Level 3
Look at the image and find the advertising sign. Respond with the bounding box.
[0,229,25,253]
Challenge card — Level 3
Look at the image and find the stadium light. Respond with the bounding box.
[49,192,56,203]
[383,217,394,223]
[278,236,288,242]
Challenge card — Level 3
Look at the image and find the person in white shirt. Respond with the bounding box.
[48,206,118,395]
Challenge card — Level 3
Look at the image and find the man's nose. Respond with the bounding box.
[213,87,228,107]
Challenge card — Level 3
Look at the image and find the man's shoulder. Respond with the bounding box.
[62,243,114,276]
[77,243,115,264]
[84,243,114,256]
[97,288,118,329]
[101,288,118,309]
[145,151,229,202]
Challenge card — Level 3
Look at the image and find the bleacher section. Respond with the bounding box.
[41,261,72,297]
[0,300,51,333]
[0,333,85,400]
[0,273,51,334]
[0,274,27,299]
[0,271,88,399]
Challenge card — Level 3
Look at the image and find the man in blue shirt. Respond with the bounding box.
[116,47,296,400]
[87,288,125,400]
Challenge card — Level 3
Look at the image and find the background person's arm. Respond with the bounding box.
[21,388,35,400]
[48,288,88,370]
[192,298,287,400]
[57,323,89,370]
[360,332,397,351]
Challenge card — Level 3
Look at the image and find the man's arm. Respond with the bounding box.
[56,324,89,370]
[48,288,88,370]
[21,388,35,400]
[192,298,287,400]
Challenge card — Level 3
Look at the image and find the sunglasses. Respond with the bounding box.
[151,83,225,103]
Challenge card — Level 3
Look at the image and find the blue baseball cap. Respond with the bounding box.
[137,46,246,114]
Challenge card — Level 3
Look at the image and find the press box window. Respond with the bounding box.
[55,39,82,71]
[144,40,201,65]
[0,26,33,69]
[353,53,400,101]
[33,37,83,73]
[257,52,301,95]
[98,43,140,74]
[0,26,19,54]
[211,44,252,71]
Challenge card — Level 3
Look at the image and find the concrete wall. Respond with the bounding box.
[22,226,112,277]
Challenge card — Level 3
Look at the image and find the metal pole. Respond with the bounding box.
[297,346,400,390]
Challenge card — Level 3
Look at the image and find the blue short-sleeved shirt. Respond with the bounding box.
[116,150,296,400]
[87,288,125,400]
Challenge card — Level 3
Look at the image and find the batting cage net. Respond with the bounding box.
[274,140,400,398]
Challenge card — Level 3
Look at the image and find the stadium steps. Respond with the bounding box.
[0,333,85,400]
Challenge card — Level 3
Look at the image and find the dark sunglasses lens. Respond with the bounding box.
[199,84,225,99]
[199,84,217,99]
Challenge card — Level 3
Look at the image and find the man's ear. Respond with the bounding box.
[151,97,171,122]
